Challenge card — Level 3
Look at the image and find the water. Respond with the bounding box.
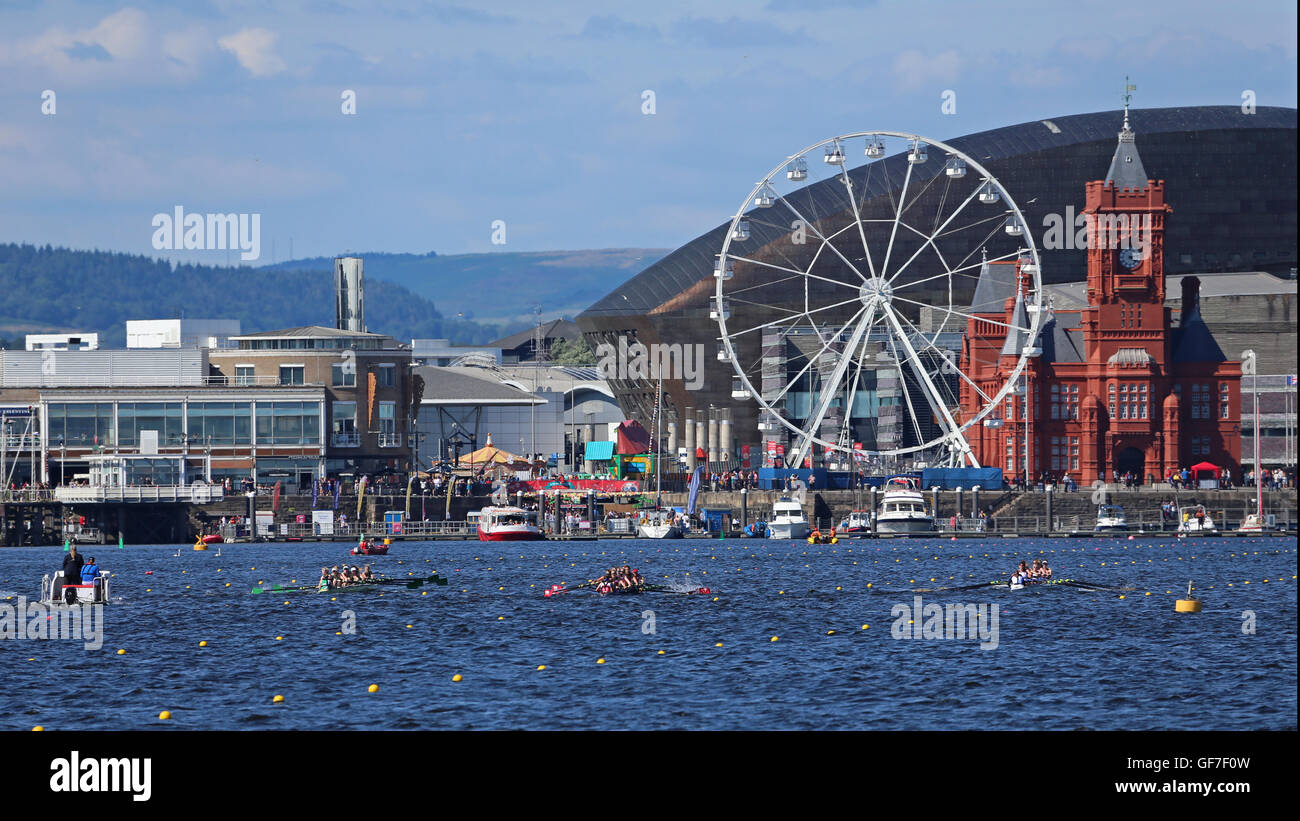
[2,536,1294,730]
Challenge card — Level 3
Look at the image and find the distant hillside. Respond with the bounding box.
[0,243,503,348]
[261,248,668,326]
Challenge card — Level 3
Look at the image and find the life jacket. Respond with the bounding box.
[80,564,99,583]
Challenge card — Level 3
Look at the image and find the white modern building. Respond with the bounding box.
[25,333,99,351]
[127,319,241,350]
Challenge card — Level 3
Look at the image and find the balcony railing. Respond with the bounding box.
[205,375,326,387]
[378,433,402,447]
[331,432,361,447]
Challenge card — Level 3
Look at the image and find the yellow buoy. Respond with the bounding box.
[1175,580,1203,613]
[272,694,285,703]
[596,658,606,664]
[537,665,546,671]
[452,674,463,682]
[158,711,171,720]
[368,684,379,693]
[116,649,125,655]
[199,641,207,647]
[32,725,44,731]
[770,636,779,642]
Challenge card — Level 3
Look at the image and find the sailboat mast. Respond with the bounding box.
[655,375,663,508]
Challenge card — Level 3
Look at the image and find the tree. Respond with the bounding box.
[549,336,595,364]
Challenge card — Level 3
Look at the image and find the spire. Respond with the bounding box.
[999,285,1027,358]
[1106,77,1148,189]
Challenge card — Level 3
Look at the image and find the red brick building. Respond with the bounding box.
[960,110,1242,485]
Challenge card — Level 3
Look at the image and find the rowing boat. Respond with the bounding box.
[250,573,447,595]
[544,582,712,597]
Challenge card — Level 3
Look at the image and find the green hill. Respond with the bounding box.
[0,243,503,348]
[261,248,668,326]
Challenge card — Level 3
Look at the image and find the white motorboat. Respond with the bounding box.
[1094,504,1128,532]
[837,510,873,535]
[637,510,683,539]
[1176,504,1217,534]
[767,497,811,540]
[874,477,934,534]
[41,570,111,605]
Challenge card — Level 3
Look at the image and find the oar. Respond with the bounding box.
[644,584,711,595]
[544,580,597,597]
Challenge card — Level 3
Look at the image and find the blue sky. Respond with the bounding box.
[0,0,1295,263]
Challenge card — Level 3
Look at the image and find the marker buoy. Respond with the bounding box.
[1175,580,1202,613]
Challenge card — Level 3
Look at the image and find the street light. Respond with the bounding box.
[1243,350,1261,522]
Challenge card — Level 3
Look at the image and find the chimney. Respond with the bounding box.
[1179,275,1200,326]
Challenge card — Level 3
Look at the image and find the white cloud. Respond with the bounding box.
[218,28,287,76]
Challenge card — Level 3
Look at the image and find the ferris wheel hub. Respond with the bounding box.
[858,277,893,306]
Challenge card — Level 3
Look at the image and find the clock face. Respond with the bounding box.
[1120,247,1143,270]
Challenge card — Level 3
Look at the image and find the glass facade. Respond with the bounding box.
[46,400,319,448]
[119,402,184,446]
[256,401,321,445]
[46,402,115,447]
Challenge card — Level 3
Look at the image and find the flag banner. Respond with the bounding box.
[687,465,705,516]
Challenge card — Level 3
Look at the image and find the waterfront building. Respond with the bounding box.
[577,106,1296,468]
[412,363,621,472]
[958,111,1242,484]
[209,326,414,480]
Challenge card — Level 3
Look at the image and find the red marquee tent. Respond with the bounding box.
[1189,461,1220,479]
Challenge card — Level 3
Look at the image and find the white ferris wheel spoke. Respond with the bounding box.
[725,294,866,340]
[882,304,976,465]
[787,301,880,467]
[891,295,1031,334]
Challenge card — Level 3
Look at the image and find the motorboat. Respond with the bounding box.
[874,477,934,534]
[1094,504,1128,532]
[836,510,872,535]
[1177,504,1217,534]
[767,497,811,540]
[41,570,111,605]
[477,506,544,541]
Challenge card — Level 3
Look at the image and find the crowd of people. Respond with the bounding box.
[318,564,374,590]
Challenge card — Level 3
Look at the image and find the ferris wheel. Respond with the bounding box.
[714,131,1044,469]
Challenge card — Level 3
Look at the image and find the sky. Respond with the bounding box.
[0,0,1295,264]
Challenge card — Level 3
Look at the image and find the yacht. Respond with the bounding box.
[1093,504,1128,532]
[874,477,934,534]
[767,497,811,540]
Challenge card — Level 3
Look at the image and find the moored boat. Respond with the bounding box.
[874,477,934,534]
[767,497,810,540]
[636,510,683,539]
[1177,504,1217,534]
[836,510,872,535]
[477,506,544,541]
[1094,504,1128,532]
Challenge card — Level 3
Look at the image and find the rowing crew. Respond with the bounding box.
[318,565,374,590]
[593,565,644,594]
[1010,559,1052,585]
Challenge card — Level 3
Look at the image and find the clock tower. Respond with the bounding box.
[1080,94,1173,363]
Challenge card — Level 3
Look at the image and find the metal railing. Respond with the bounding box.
[53,484,224,504]
[331,432,360,447]
[378,433,402,447]
[0,488,56,503]
[204,375,326,387]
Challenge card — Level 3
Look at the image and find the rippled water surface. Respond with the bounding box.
[2,536,1295,730]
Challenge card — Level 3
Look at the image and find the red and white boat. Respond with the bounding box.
[477,506,543,541]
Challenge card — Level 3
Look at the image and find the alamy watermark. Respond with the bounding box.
[891,595,999,650]
[0,598,104,650]
[151,206,261,261]
[595,336,705,390]
[1041,207,1152,256]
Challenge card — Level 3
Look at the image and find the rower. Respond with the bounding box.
[361,565,373,581]
[318,568,330,592]
[1040,559,1052,578]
